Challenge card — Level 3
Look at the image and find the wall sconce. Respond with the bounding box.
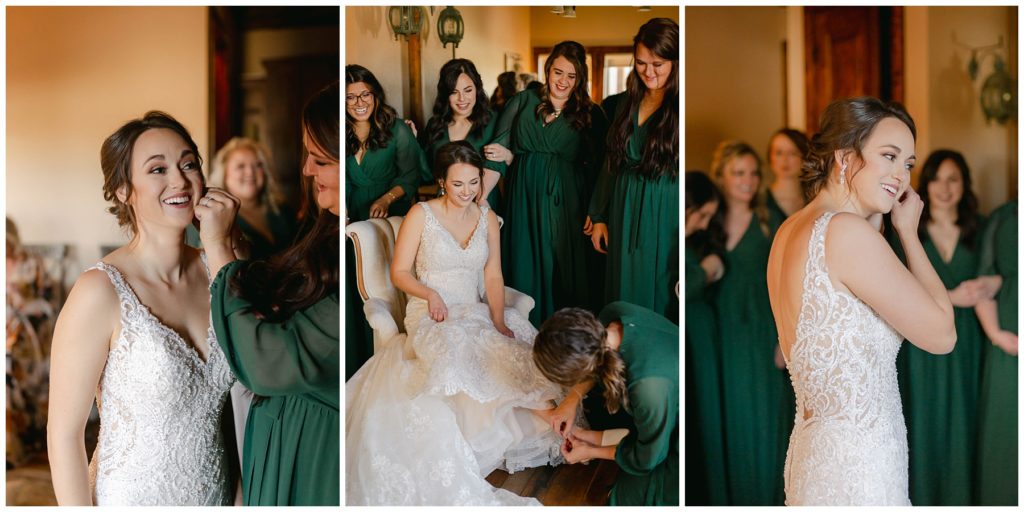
[965,36,1016,124]
[437,6,465,59]
[550,6,564,15]
[562,7,576,18]
[638,6,652,12]
[388,6,426,40]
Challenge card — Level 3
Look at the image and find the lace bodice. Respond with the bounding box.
[413,202,489,306]
[784,212,909,505]
[87,261,235,506]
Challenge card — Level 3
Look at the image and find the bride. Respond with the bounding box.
[346,141,565,505]
[767,97,955,505]
[47,112,237,505]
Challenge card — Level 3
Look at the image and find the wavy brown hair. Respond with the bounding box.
[533,308,629,414]
[233,82,340,321]
[422,59,492,150]
[916,149,981,251]
[711,140,770,236]
[606,18,678,179]
[345,65,397,156]
[536,41,593,132]
[802,97,916,202]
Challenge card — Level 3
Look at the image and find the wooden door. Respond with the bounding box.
[804,6,903,133]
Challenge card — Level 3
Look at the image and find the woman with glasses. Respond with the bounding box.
[345,64,428,378]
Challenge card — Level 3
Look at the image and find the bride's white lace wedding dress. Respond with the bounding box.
[346,203,565,506]
[783,212,910,505]
[87,262,235,505]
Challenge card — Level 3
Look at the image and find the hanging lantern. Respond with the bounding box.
[437,6,464,58]
[388,6,426,41]
[980,56,1017,124]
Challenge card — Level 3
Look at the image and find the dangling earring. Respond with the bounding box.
[839,162,847,186]
[438,183,446,196]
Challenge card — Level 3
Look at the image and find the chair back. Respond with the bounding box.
[345,217,409,332]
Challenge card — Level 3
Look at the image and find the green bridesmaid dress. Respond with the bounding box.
[975,201,1018,506]
[711,210,790,505]
[896,233,984,505]
[422,110,506,215]
[345,120,427,379]
[596,301,679,506]
[493,89,607,325]
[589,92,679,322]
[684,245,728,505]
[210,261,340,505]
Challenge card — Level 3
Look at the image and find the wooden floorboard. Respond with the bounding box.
[487,460,618,506]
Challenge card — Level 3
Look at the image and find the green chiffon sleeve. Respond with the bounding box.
[614,377,678,475]
[392,121,430,194]
[684,248,707,301]
[210,260,340,406]
[977,211,1002,276]
[491,90,530,149]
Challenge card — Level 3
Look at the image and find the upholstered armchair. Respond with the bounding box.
[345,216,535,356]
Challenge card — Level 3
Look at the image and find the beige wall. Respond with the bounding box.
[7,7,209,274]
[914,6,1017,212]
[529,6,680,49]
[345,6,532,122]
[685,7,788,173]
[244,26,340,79]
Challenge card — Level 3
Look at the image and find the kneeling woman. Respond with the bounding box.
[534,303,679,506]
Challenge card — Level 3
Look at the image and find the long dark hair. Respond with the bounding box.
[537,41,593,132]
[345,65,397,156]
[422,59,492,149]
[916,149,981,251]
[606,18,679,179]
[234,82,340,321]
[685,170,725,259]
[533,308,629,414]
[100,111,204,235]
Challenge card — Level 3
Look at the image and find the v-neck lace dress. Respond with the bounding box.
[86,262,235,505]
[346,202,565,505]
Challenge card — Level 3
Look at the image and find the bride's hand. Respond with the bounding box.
[493,320,514,338]
[427,291,448,322]
[891,187,924,237]
[194,187,240,247]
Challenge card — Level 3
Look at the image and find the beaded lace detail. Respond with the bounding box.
[86,261,235,506]
[784,212,910,505]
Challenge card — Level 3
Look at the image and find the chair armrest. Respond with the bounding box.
[364,298,399,353]
[504,286,535,318]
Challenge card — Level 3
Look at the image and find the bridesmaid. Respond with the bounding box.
[588,18,679,321]
[200,82,340,505]
[764,128,809,219]
[420,58,506,213]
[975,199,1018,506]
[534,303,678,506]
[683,170,727,505]
[709,140,789,505]
[345,64,427,378]
[895,150,986,505]
[485,40,608,325]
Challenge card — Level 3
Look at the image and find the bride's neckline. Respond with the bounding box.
[422,202,485,250]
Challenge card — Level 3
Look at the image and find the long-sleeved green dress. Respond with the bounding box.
[895,233,984,505]
[684,245,728,505]
[493,89,607,325]
[596,301,678,506]
[711,210,790,506]
[589,92,679,322]
[211,260,340,505]
[345,120,427,379]
[422,111,506,215]
[975,201,1018,506]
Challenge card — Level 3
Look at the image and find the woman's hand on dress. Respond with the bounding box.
[427,291,448,322]
[948,279,986,308]
[547,396,579,437]
[890,186,924,236]
[990,329,1019,356]
[590,223,609,254]
[403,119,418,138]
[194,187,240,247]
[493,319,515,338]
[700,254,725,283]
[582,216,594,236]
[482,143,512,164]
[369,195,392,218]
[975,275,1003,300]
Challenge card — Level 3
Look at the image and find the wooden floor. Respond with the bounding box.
[486,460,618,506]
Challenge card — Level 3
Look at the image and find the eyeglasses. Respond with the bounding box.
[346,91,374,105]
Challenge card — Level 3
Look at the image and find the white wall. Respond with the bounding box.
[7,6,209,275]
